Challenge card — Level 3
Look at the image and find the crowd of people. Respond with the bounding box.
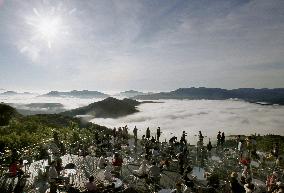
[0,125,283,193]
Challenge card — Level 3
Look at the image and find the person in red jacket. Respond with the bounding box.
[112,152,123,167]
[9,159,24,177]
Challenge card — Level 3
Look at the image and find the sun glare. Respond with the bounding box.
[37,17,60,44]
[36,18,60,48]
[27,8,67,49]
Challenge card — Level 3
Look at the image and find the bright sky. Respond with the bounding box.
[0,0,284,92]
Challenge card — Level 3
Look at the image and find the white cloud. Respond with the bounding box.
[92,99,284,144]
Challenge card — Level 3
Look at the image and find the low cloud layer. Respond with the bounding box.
[1,94,283,144]
[92,99,284,144]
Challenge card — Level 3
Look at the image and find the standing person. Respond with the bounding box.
[123,125,129,141]
[221,132,225,147]
[146,127,151,140]
[133,126,138,142]
[217,131,221,147]
[207,139,213,157]
[181,131,187,144]
[157,127,161,142]
[198,131,204,143]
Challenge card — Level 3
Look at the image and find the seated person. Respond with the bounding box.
[148,161,161,181]
[160,158,170,170]
[171,182,183,193]
[244,178,255,193]
[55,158,63,175]
[266,172,278,192]
[152,147,159,157]
[133,159,148,178]
[104,165,113,181]
[49,161,59,181]
[49,161,59,193]
[85,176,97,193]
[182,169,195,190]
[230,172,245,193]
[112,152,123,167]
[9,159,24,177]
[98,156,107,169]
[241,166,251,185]
[206,172,220,189]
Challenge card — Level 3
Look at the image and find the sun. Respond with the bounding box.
[36,17,61,48]
[26,8,67,49]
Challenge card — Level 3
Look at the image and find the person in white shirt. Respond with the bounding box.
[133,159,148,177]
[98,156,106,169]
[104,164,113,181]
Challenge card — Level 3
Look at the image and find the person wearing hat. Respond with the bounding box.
[230,172,245,193]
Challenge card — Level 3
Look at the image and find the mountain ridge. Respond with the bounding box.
[41,90,109,98]
[133,87,284,105]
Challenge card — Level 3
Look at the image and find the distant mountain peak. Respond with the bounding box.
[41,90,109,98]
[133,87,284,105]
[116,90,146,98]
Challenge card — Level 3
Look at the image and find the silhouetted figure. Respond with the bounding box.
[180,131,187,144]
[221,132,225,147]
[133,126,138,141]
[207,139,213,152]
[146,127,151,140]
[169,136,177,144]
[199,131,204,142]
[217,131,221,146]
[157,127,161,142]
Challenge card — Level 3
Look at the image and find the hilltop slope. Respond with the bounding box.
[60,97,140,118]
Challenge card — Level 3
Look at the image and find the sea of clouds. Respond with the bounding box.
[1,93,283,145]
[91,99,284,144]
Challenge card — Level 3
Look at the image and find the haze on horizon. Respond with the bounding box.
[0,0,284,91]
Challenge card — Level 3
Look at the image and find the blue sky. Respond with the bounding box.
[0,0,284,92]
